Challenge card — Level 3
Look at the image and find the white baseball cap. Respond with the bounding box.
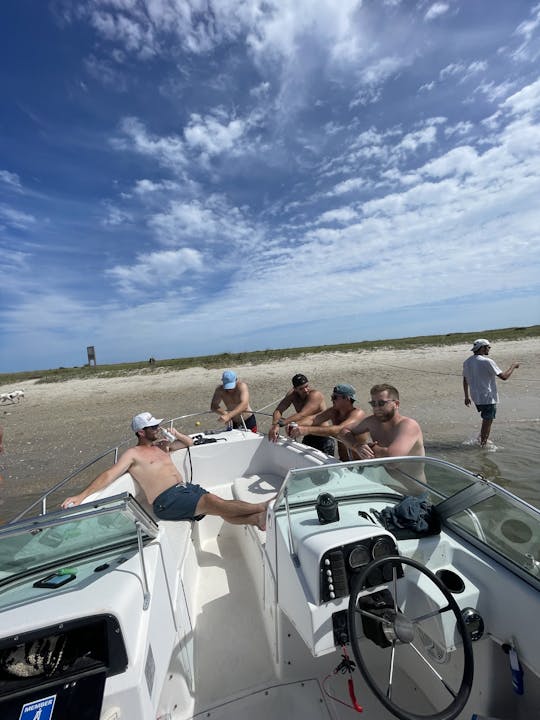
[471,338,491,352]
[131,412,163,432]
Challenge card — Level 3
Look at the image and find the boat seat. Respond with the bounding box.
[232,472,283,505]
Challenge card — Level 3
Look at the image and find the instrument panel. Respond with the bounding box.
[320,535,401,603]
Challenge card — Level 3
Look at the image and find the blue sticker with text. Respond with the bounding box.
[19,694,56,720]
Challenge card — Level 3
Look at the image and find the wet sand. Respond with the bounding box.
[1,338,538,520]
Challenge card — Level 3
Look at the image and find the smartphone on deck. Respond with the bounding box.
[33,572,76,589]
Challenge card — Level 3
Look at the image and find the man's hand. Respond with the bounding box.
[61,494,83,509]
[268,424,280,443]
[288,423,302,439]
[357,442,376,459]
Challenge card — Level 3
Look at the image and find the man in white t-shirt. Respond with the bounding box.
[462,339,520,447]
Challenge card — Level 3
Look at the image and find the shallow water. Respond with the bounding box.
[426,420,540,508]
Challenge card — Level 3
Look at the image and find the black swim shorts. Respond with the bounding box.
[303,434,335,456]
[153,483,209,521]
[233,413,258,433]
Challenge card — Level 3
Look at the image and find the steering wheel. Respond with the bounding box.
[347,556,474,720]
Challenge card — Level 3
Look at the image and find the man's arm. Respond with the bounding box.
[268,395,293,442]
[289,408,334,438]
[286,390,326,424]
[61,449,136,508]
[169,428,194,449]
[210,387,225,415]
[219,382,250,423]
[337,418,373,457]
[372,420,422,458]
[498,362,520,381]
[463,377,471,406]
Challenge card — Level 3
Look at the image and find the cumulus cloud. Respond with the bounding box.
[107,247,204,294]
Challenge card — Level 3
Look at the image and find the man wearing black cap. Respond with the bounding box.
[287,383,368,460]
[463,339,520,447]
[268,374,329,451]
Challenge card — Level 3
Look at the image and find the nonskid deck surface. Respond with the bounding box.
[192,525,276,709]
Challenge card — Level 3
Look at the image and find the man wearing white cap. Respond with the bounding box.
[62,412,268,529]
[463,339,520,447]
[210,370,257,432]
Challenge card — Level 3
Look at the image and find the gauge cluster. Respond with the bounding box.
[320,535,402,603]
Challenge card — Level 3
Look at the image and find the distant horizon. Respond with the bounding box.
[1,3,539,374]
[2,324,537,378]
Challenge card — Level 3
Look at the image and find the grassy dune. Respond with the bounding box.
[1,324,538,385]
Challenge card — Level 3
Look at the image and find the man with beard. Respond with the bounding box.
[268,373,329,451]
[287,383,368,460]
[338,384,424,459]
[62,412,268,530]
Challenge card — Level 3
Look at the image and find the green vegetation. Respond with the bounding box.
[1,325,538,385]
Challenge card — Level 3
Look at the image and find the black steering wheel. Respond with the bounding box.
[347,556,474,720]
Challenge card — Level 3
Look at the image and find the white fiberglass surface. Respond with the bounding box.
[192,526,275,708]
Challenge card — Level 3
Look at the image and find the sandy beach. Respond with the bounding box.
[1,338,539,518]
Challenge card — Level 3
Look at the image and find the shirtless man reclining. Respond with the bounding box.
[62,411,268,530]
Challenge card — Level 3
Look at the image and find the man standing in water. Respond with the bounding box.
[211,370,257,432]
[338,384,425,459]
[62,412,268,529]
[463,338,520,447]
[268,373,329,451]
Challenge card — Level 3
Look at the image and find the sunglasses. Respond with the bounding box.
[331,394,346,400]
[368,399,394,407]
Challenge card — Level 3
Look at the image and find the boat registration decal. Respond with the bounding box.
[18,694,56,720]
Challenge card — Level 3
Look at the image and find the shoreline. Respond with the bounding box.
[1,338,539,518]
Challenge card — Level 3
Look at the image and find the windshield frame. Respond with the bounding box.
[0,493,158,591]
[274,456,540,591]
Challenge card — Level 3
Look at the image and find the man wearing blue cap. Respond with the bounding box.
[210,369,257,432]
[288,383,368,460]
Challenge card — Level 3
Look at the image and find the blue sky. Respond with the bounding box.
[1,1,539,372]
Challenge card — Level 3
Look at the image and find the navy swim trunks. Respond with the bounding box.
[475,404,497,420]
[233,413,258,432]
[152,483,209,521]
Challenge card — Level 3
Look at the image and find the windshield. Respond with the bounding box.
[275,456,540,588]
[274,456,476,509]
[0,493,157,595]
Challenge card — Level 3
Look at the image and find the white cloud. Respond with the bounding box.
[0,170,22,190]
[316,207,357,225]
[327,178,364,196]
[107,247,204,294]
[424,3,450,22]
[502,77,540,115]
[0,205,36,229]
[114,116,187,171]
[184,113,247,158]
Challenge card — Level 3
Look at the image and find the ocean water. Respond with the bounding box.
[426,421,540,509]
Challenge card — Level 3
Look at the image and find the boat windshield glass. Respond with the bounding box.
[0,493,157,592]
[275,457,540,586]
[275,456,475,509]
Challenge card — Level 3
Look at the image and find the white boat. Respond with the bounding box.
[0,421,539,720]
